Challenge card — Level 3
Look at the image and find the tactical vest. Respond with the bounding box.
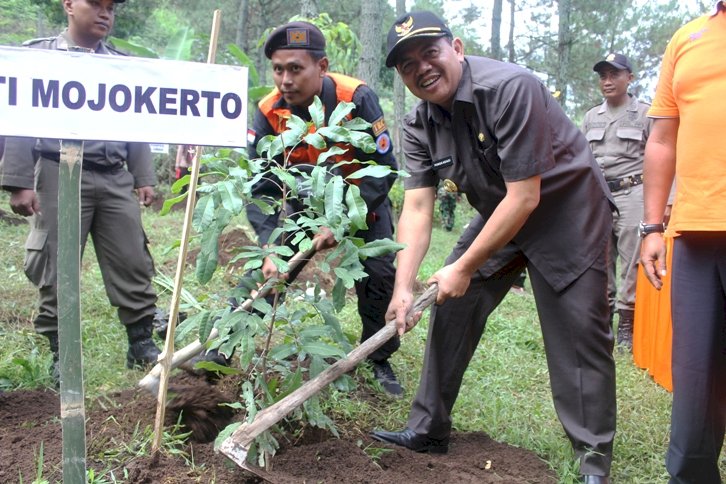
[258,73,364,179]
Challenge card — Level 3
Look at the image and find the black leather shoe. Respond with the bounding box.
[582,475,610,484]
[370,427,449,454]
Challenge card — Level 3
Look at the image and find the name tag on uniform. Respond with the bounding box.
[432,156,454,170]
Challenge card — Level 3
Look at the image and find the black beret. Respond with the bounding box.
[385,11,452,68]
[263,21,326,59]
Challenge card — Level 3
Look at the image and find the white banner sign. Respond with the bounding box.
[0,46,248,147]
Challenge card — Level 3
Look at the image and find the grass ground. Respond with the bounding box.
[0,191,722,483]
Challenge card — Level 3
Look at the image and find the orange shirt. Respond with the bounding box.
[649,8,726,234]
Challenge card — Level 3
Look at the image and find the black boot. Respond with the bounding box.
[125,316,161,369]
[617,309,634,350]
[44,331,60,386]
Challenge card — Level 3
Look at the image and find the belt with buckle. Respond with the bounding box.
[606,173,643,192]
[42,152,123,173]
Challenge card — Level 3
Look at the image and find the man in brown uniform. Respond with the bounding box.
[582,53,652,349]
[371,11,616,483]
[0,0,161,381]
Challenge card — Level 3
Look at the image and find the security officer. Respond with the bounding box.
[582,53,652,349]
[0,0,161,381]
[436,181,457,231]
[371,12,616,484]
[245,21,402,395]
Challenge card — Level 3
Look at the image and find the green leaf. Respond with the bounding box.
[214,422,242,451]
[358,239,406,259]
[285,114,309,141]
[218,180,244,214]
[345,184,368,232]
[304,132,326,150]
[301,341,346,358]
[195,227,220,284]
[108,37,159,58]
[347,130,376,153]
[332,278,347,311]
[248,197,276,215]
[328,101,355,126]
[317,145,348,165]
[344,164,394,180]
[309,96,325,128]
[249,86,275,102]
[197,311,213,343]
[164,27,194,61]
[192,194,216,231]
[268,343,297,362]
[160,192,187,216]
[270,167,299,195]
[226,43,259,85]
[342,117,372,131]
[317,126,350,143]
[324,176,344,224]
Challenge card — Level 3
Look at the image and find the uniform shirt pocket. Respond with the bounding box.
[616,126,643,141]
[585,128,606,142]
[24,229,52,287]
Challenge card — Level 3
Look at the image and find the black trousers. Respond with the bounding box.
[667,232,726,484]
[407,215,616,476]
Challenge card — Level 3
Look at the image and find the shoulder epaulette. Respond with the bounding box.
[22,37,54,47]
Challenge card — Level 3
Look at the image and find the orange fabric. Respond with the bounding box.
[633,236,673,392]
[258,73,365,180]
[648,11,726,235]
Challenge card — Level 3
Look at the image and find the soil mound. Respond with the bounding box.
[0,377,556,483]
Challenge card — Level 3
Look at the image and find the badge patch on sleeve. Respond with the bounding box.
[371,116,387,137]
[376,133,391,154]
[432,156,454,170]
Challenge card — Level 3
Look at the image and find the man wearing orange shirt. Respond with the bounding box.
[641,2,726,482]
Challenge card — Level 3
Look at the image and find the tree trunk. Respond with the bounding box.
[507,0,516,62]
[556,0,573,106]
[356,0,383,90]
[393,0,407,170]
[300,0,318,18]
[490,0,503,60]
[235,0,249,49]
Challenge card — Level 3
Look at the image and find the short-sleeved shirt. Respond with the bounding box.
[582,94,652,180]
[0,30,155,191]
[648,3,726,234]
[403,56,613,292]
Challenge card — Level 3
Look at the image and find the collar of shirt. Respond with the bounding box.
[57,29,112,54]
[597,93,639,115]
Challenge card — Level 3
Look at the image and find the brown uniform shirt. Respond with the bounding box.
[582,94,652,180]
[402,56,613,292]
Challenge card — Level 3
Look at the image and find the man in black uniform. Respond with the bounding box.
[0,0,161,381]
[371,12,616,483]
[245,21,402,395]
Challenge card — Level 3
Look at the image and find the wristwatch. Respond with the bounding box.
[638,221,665,238]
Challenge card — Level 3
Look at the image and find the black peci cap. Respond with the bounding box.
[385,11,453,68]
[593,53,632,72]
[263,21,326,59]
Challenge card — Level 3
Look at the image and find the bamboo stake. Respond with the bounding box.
[57,139,86,482]
[151,9,223,453]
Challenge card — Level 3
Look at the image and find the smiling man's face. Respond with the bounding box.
[395,36,464,110]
